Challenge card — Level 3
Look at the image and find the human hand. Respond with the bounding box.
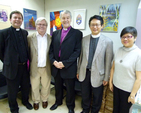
[53,61,58,66]
[58,62,65,68]
[103,81,108,86]
[128,95,135,104]
[109,81,113,92]
[53,61,62,69]
[53,61,64,69]
[76,74,79,79]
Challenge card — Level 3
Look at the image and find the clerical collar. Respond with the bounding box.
[11,26,20,31]
[91,33,100,38]
[63,26,71,31]
[16,29,20,31]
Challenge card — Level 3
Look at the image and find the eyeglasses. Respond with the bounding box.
[90,24,101,27]
[37,24,47,27]
[121,35,133,39]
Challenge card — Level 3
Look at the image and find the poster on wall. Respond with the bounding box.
[99,3,121,32]
[50,10,63,36]
[0,4,11,29]
[23,8,37,30]
[73,9,86,29]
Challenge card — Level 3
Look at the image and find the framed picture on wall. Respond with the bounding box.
[73,9,86,29]
[0,4,11,29]
[50,10,63,36]
[23,8,37,30]
[99,3,121,32]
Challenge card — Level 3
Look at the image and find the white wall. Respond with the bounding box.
[0,0,45,33]
[136,0,141,49]
[0,0,45,70]
[0,0,140,70]
[45,0,140,51]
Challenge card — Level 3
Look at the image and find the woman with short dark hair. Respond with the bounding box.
[109,26,141,113]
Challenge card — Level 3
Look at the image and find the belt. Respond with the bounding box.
[18,62,26,65]
[87,68,91,71]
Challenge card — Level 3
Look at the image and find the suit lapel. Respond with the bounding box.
[93,35,105,62]
[85,35,91,60]
[57,30,61,44]
[47,34,51,52]
[32,33,38,51]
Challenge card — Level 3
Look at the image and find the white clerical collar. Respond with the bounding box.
[63,26,71,31]
[63,28,67,30]
[91,33,100,38]
[16,29,20,31]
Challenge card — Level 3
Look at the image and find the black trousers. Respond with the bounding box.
[6,64,30,112]
[54,70,75,109]
[113,85,132,113]
[81,69,103,113]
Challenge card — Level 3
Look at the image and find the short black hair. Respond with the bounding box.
[120,26,137,38]
[89,15,103,26]
[10,10,23,20]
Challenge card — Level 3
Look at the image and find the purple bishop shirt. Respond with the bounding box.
[59,26,71,57]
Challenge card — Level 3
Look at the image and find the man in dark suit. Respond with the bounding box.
[0,10,33,113]
[49,10,82,113]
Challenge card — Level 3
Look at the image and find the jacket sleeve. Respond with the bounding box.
[77,42,83,74]
[104,40,113,81]
[62,31,83,68]
[49,32,56,65]
[0,30,5,62]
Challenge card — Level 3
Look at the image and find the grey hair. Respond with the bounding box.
[60,10,72,19]
[35,17,48,26]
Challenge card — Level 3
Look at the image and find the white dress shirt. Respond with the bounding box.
[36,32,47,67]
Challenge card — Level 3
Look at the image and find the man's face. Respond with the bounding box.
[36,20,47,36]
[10,13,23,28]
[89,19,103,35]
[61,13,71,29]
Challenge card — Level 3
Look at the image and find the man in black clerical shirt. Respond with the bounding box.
[77,15,113,113]
[0,10,33,113]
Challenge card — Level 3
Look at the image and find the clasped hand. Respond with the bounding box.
[53,61,65,69]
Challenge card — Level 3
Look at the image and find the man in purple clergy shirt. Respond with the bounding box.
[49,10,82,113]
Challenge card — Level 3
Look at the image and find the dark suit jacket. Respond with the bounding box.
[0,27,29,80]
[49,27,82,79]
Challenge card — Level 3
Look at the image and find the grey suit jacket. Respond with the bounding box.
[78,34,113,87]
[27,33,51,77]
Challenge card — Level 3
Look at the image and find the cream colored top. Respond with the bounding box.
[113,44,141,92]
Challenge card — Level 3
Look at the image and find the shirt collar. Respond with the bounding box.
[11,26,20,31]
[91,33,100,38]
[62,26,71,31]
[36,32,47,37]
